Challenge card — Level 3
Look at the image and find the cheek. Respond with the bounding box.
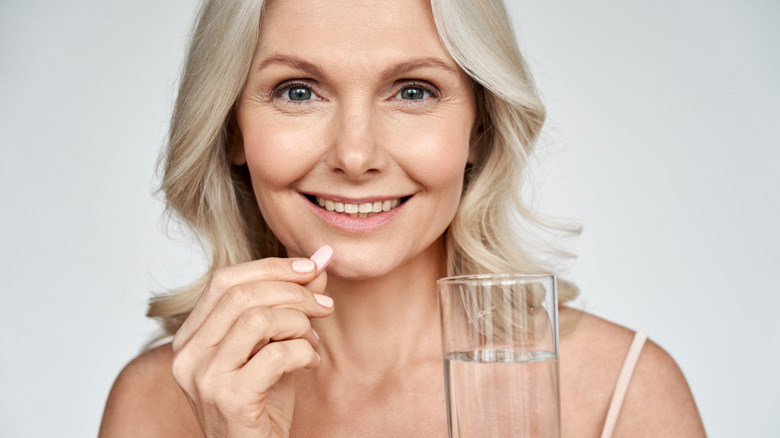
[242,121,322,190]
[394,119,472,195]
[240,120,320,246]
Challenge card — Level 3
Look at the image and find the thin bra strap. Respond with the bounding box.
[600,331,648,438]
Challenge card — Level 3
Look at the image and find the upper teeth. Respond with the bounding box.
[316,197,400,214]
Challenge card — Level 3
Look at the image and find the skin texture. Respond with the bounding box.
[99,0,707,436]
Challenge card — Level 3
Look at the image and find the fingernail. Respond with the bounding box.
[314,293,334,308]
[312,328,320,341]
[310,245,333,275]
[292,259,316,273]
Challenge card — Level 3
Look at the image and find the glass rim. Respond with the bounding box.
[437,272,554,285]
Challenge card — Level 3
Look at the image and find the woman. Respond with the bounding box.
[100,0,706,436]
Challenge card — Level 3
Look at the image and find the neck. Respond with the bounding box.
[312,239,447,374]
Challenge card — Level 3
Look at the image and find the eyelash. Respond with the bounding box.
[271,80,320,103]
[393,81,439,101]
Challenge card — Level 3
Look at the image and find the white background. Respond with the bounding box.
[1,1,777,436]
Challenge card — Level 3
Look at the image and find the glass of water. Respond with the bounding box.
[438,273,560,437]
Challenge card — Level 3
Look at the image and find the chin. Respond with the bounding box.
[326,251,398,281]
[326,238,446,282]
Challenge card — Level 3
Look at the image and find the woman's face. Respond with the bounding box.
[235,0,477,278]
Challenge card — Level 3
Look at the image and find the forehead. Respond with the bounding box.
[258,0,453,66]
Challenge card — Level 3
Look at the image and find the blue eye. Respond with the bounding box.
[394,83,438,101]
[400,87,426,100]
[273,81,321,103]
[285,86,313,101]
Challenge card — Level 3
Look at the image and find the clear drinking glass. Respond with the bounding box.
[438,273,560,438]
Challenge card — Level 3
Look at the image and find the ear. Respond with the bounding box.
[227,116,247,166]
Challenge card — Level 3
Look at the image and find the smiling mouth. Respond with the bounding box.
[306,195,410,217]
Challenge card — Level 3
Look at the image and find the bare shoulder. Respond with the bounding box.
[99,343,202,438]
[559,308,706,437]
[614,334,706,436]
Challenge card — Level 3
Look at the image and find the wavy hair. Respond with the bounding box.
[148,0,579,337]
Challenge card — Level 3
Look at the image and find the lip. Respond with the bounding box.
[301,192,410,232]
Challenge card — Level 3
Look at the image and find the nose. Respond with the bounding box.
[325,101,388,180]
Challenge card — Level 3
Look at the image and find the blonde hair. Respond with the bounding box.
[431,0,579,292]
[149,0,579,337]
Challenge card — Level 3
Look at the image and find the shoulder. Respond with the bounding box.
[559,308,706,437]
[614,334,706,436]
[99,343,202,437]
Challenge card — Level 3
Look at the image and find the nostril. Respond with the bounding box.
[330,166,382,180]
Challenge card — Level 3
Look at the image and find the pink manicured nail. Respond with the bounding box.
[314,293,334,308]
[292,259,316,273]
[310,245,333,275]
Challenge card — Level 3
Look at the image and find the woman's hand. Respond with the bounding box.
[171,246,334,437]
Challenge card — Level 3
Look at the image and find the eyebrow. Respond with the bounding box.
[257,55,461,80]
[257,55,326,77]
[381,57,461,79]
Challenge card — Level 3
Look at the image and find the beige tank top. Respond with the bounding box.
[600,331,648,438]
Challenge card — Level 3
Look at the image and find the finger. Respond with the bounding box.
[183,280,333,352]
[235,339,321,393]
[173,256,319,352]
[213,308,317,371]
[304,271,328,295]
[175,245,334,351]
